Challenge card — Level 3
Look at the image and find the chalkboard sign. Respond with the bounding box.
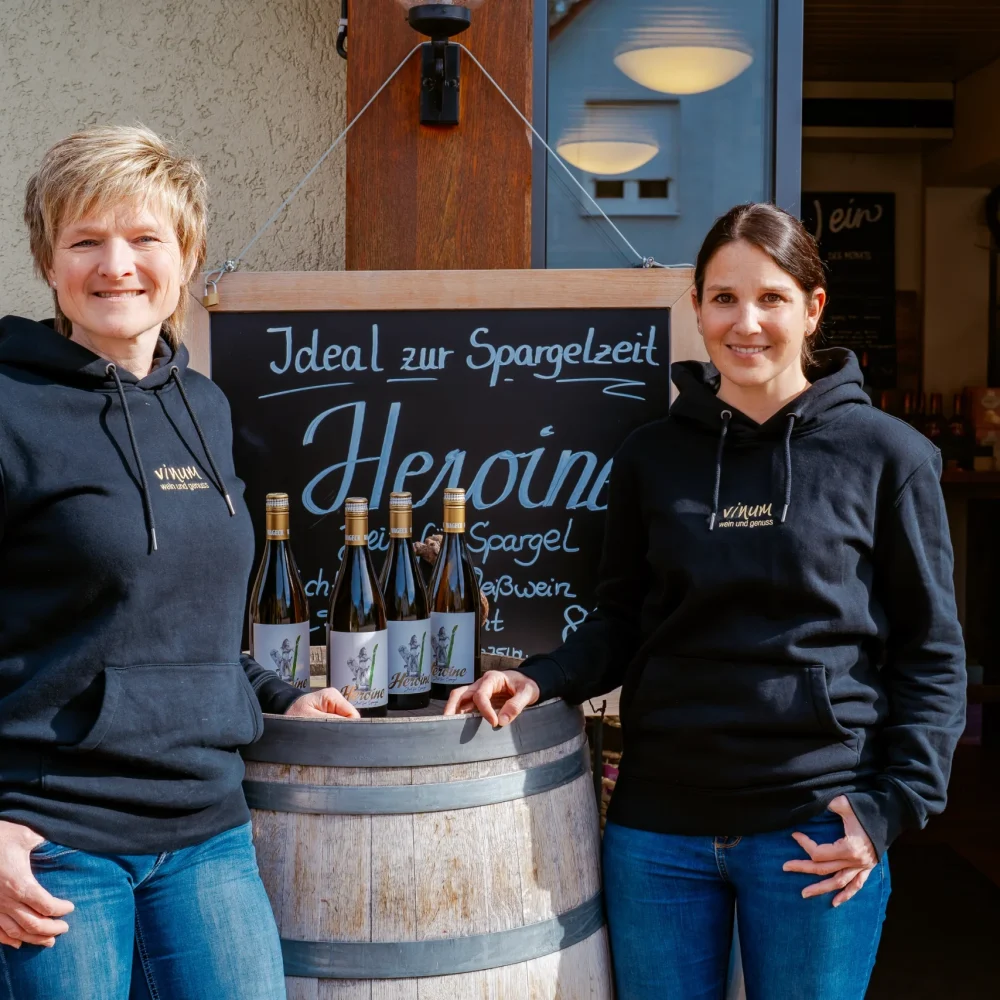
[191,271,695,659]
[801,192,896,388]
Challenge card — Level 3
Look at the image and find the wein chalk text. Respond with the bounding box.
[808,197,884,241]
[466,326,658,387]
[301,402,611,515]
[477,573,577,600]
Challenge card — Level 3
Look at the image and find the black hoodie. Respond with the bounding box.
[0,317,304,854]
[521,349,966,858]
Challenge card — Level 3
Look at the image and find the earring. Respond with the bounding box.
[50,282,57,289]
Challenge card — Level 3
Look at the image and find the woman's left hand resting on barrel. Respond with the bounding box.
[782,795,878,906]
[443,670,541,727]
[284,687,361,719]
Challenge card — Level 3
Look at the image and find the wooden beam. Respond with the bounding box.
[346,0,533,270]
[206,268,693,313]
[184,288,211,377]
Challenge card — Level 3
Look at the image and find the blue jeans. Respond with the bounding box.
[0,821,285,1000]
[603,812,891,1000]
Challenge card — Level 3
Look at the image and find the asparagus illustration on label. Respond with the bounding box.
[368,642,379,689]
[418,633,426,675]
[292,634,301,675]
[445,624,459,666]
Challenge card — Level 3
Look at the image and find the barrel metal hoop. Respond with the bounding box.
[242,698,583,766]
[280,891,605,979]
[244,744,589,815]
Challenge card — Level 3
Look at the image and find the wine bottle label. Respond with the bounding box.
[387,619,431,694]
[429,611,476,686]
[328,629,389,709]
[252,622,311,690]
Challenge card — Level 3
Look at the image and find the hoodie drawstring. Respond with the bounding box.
[708,410,732,531]
[707,409,798,530]
[106,364,158,552]
[781,413,797,524]
[169,366,237,518]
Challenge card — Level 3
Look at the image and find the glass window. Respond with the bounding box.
[546,0,776,267]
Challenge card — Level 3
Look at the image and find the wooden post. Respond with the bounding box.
[346,0,533,270]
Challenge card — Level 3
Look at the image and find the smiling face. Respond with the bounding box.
[47,202,189,347]
[693,239,825,394]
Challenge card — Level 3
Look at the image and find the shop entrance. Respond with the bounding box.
[802,2,1000,996]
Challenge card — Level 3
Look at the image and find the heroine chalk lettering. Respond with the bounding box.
[301,401,611,515]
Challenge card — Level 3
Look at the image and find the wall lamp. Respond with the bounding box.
[398,1,485,125]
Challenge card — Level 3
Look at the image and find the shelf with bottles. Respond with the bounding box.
[875,388,998,473]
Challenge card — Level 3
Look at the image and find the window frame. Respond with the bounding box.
[532,0,805,267]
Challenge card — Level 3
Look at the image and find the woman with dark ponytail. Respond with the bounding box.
[448,203,965,998]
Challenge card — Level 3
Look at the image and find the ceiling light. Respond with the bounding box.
[556,105,660,175]
[614,11,753,95]
[556,140,659,175]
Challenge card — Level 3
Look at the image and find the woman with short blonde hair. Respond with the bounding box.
[0,125,357,1000]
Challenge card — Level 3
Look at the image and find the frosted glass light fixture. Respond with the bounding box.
[614,9,753,96]
[556,106,659,176]
[396,1,489,125]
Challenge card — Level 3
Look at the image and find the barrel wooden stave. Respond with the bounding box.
[248,716,611,998]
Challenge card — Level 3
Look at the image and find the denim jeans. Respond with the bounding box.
[0,821,286,1000]
[603,811,891,1000]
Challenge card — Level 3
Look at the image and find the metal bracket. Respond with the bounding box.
[420,40,461,126]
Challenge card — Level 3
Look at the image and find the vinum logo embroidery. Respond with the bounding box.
[153,464,210,492]
[717,502,774,529]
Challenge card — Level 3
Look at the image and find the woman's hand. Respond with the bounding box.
[443,670,541,727]
[284,688,361,719]
[0,820,74,948]
[782,795,878,907]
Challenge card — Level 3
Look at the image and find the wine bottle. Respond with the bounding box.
[946,393,975,470]
[914,391,928,433]
[428,487,482,701]
[379,492,431,711]
[923,393,946,443]
[902,391,916,425]
[249,493,311,690]
[327,497,388,717]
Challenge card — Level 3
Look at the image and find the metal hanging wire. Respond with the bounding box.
[203,37,683,296]
[457,43,654,268]
[202,42,423,293]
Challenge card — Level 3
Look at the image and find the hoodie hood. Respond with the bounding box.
[0,315,234,551]
[0,314,186,389]
[669,348,871,528]
[669,347,871,439]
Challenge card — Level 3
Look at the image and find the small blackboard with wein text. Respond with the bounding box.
[802,192,897,389]
[186,270,694,659]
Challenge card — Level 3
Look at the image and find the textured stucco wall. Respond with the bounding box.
[0,0,347,321]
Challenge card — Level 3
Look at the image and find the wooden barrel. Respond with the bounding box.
[242,692,612,998]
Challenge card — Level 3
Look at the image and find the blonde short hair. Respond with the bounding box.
[23,125,208,349]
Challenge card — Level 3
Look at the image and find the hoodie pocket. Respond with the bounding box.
[72,663,263,761]
[625,656,860,788]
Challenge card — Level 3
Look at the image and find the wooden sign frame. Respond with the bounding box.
[184,269,706,380]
